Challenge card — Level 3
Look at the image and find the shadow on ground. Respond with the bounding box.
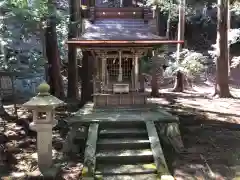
[156,92,240,180]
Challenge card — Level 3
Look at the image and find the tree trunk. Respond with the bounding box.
[227,0,230,76]
[172,71,184,92]
[67,0,79,99]
[80,52,93,105]
[214,0,232,97]
[172,0,185,92]
[166,2,171,40]
[45,16,65,98]
[0,10,12,119]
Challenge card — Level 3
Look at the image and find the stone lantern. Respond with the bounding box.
[23,83,64,173]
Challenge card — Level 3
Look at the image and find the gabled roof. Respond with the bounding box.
[81,19,164,40]
[67,19,183,47]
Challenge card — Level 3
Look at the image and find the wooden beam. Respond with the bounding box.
[81,47,153,51]
[67,40,184,44]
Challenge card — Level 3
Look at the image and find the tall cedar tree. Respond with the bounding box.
[214,0,232,97]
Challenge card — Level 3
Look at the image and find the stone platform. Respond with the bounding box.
[93,92,149,107]
[67,103,178,124]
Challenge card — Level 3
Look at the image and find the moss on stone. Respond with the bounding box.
[37,83,50,95]
[95,175,103,180]
[81,166,89,176]
[157,165,170,176]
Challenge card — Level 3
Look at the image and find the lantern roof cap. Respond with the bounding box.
[23,83,64,109]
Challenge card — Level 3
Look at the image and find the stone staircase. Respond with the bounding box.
[68,104,183,180]
[93,121,162,180]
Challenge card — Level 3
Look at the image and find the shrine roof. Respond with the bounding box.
[67,19,183,47]
[82,19,164,40]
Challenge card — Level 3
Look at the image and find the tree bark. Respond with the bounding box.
[172,71,184,92]
[67,0,79,99]
[214,0,232,97]
[166,0,172,40]
[45,16,65,98]
[172,0,185,92]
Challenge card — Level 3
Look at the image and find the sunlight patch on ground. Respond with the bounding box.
[151,84,240,123]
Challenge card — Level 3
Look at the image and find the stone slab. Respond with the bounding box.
[95,163,157,175]
[82,123,99,178]
[97,138,150,150]
[145,121,170,176]
[95,174,159,180]
[96,149,153,157]
[67,103,178,124]
[155,123,184,153]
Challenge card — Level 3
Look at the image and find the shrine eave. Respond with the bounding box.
[67,40,184,48]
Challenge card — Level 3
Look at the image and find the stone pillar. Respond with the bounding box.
[134,54,139,90]
[23,83,63,174]
[36,123,53,169]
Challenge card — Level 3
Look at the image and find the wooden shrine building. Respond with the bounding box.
[67,0,183,106]
[66,1,185,179]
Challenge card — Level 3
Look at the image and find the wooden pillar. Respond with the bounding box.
[81,51,93,104]
[93,55,97,94]
[106,67,109,88]
[139,58,145,92]
[102,57,106,91]
[134,54,139,90]
[67,0,78,99]
[118,51,123,82]
[131,59,135,90]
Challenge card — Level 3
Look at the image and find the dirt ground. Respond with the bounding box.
[0,108,83,180]
[0,84,240,180]
[155,85,240,180]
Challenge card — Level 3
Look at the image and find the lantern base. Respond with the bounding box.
[27,164,60,179]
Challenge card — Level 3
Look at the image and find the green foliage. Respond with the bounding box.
[164,49,205,79]
[0,0,69,72]
[229,28,240,45]
[231,1,240,15]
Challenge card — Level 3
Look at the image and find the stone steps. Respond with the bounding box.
[97,138,151,150]
[99,121,146,129]
[95,163,157,175]
[96,149,154,164]
[95,174,159,180]
[99,128,148,138]
[94,122,159,179]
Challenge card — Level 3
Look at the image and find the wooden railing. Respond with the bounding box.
[95,7,143,19]
[81,7,153,21]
